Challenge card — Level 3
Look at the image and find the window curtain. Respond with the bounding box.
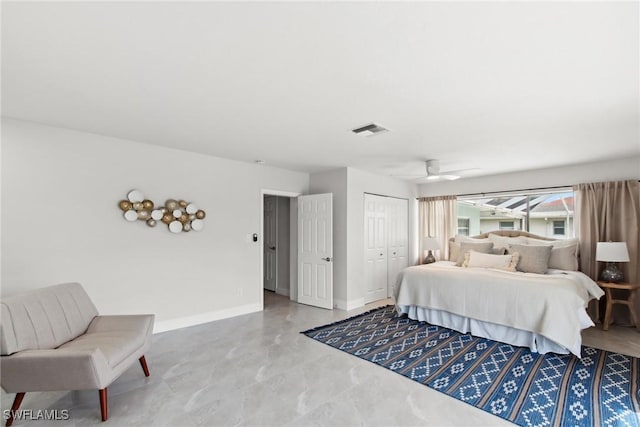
[574,180,640,323]
[418,195,457,263]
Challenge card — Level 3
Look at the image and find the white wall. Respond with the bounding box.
[418,156,640,197]
[1,118,309,332]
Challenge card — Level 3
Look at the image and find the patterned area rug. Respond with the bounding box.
[302,306,640,427]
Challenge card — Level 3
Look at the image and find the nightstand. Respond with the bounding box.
[597,281,640,331]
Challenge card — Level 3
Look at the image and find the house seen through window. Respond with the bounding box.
[457,218,470,236]
[499,221,514,230]
[456,190,574,239]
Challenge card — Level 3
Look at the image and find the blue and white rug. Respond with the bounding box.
[302,306,640,427]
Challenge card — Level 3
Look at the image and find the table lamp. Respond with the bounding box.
[596,241,629,282]
[423,237,440,264]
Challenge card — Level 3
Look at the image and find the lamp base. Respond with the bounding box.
[600,262,624,283]
[424,250,436,264]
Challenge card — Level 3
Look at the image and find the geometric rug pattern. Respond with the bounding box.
[302,306,640,427]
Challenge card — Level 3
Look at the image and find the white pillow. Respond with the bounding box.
[454,235,490,243]
[525,236,552,245]
[462,250,520,272]
[456,242,495,266]
[556,237,580,248]
[487,234,528,249]
[449,239,493,262]
[525,236,579,249]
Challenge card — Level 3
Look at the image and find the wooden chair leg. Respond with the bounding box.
[6,392,25,427]
[98,388,108,422]
[139,355,150,377]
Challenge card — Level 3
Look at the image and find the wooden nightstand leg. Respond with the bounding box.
[629,290,639,331]
[603,289,613,331]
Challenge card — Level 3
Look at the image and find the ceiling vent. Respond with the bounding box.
[351,123,389,136]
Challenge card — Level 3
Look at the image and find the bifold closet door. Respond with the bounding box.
[387,198,408,297]
[364,195,388,304]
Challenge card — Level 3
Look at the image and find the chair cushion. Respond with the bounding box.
[58,315,153,368]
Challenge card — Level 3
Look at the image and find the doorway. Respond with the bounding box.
[261,190,300,308]
[263,195,290,295]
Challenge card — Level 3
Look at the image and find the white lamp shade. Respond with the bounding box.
[595,242,629,262]
[423,237,440,251]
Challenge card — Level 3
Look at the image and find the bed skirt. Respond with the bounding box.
[396,304,593,356]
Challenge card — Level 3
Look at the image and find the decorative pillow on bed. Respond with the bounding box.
[548,245,579,271]
[508,244,552,274]
[450,236,491,261]
[524,237,579,271]
[491,247,507,255]
[462,250,520,271]
[487,233,528,250]
[449,241,461,262]
[455,241,494,266]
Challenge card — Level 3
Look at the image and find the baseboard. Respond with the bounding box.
[347,298,365,311]
[333,298,365,311]
[153,303,262,334]
[275,288,290,297]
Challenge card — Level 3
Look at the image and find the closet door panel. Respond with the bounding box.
[387,198,409,297]
[364,195,388,304]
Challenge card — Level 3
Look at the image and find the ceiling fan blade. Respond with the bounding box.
[440,168,481,176]
[440,174,461,181]
[392,164,481,183]
[390,174,424,178]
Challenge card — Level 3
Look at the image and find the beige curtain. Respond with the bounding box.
[418,195,457,263]
[574,180,640,323]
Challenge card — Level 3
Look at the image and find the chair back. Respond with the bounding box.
[1,282,98,355]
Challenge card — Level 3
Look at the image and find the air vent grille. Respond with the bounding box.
[351,123,389,136]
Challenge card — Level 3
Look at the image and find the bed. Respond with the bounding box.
[393,231,604,357]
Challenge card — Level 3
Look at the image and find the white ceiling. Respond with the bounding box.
[2,1,639,179]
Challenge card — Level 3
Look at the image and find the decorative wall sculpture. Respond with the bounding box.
[119,189,205,233]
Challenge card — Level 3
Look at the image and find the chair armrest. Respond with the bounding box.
[1,348,113,392]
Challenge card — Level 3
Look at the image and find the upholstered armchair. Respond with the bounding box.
[0,283,154,426]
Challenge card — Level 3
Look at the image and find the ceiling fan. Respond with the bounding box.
[396,160,479,181]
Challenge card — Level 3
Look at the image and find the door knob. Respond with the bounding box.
[322,257,332,262]
[269,246,276,250]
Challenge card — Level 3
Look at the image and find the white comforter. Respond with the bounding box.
[394,262,604,356]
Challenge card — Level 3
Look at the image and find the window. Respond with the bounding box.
[499,221,514,230]
[457,218,470,236]
[456,190,574,239]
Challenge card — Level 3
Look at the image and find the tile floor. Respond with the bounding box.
[2,291,639,426]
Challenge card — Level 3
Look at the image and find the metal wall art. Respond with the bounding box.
[119,189,205,233]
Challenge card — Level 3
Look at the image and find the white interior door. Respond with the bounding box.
[263,196,277,291]
[364,194,388,304]
[297,193,333,309]
[387,198,408,297]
